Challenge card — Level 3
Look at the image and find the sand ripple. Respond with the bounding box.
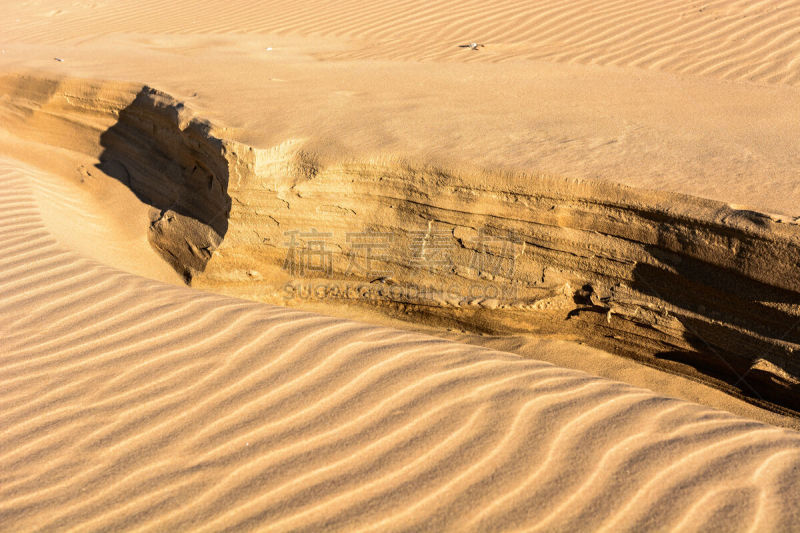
[1,160,800,531]
[6,0,800,85]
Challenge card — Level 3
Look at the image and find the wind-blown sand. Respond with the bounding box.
[2,0,800,530]
[3,158,800,531]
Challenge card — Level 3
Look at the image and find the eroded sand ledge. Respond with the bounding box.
[2,74,799,417]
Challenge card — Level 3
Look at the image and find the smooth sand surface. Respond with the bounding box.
[3,1,800,530]
[3,2,800,215]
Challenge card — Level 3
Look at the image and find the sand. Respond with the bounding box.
[2,0,800,530]
[3,157,800,531]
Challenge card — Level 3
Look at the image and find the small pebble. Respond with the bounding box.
[54,57,64,62]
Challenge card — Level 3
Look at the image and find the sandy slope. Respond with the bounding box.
[3,0,800,530]
[2,158,800,531]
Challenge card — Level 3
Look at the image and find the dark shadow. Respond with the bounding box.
[97,87,231,237]
[655,345,800,414]
[632,251,800,414]
[95,87,232,279]
[632,251,800,345]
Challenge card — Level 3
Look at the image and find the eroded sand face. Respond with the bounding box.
[3,75,799,418]
[2,1,800,530]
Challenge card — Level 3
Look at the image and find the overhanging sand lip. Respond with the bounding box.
[2,158,800,531]
[3,25,800,217]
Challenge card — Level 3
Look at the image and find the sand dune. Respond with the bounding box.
[2,158,800,531]
[3,0,800,530]
[4,0,800,85]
